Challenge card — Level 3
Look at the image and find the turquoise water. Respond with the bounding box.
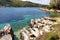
[0,7,49,40]
[0,7,49,31]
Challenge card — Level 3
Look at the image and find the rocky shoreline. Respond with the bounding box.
[20,17,58,40]
[0,17,59,40]
[40,8,60,13]
[0,24,14,40]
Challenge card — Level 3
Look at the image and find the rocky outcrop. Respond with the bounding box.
[0,34,12,40]
[20,17,57,40]
[0,24,14,40]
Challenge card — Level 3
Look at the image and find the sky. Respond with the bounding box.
[22,0,50,5]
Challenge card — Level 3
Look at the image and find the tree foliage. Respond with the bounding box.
[50,0,60,9]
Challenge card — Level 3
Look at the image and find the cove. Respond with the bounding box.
[0,7,49,40]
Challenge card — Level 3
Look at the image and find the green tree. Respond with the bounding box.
[11,0,20,7]
[50,0,60,9]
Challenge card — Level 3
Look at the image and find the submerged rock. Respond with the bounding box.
[0,24,14,40]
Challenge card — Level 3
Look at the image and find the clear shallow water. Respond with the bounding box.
[0,8,49,30]
[0,7,49,40]
[0,8,48,30]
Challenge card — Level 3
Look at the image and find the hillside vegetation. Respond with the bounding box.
[49,0,60,9]
[0,0,41,7]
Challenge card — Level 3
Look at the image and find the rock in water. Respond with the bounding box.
[0,24,14,40]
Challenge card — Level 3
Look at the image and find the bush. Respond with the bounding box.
[49,12,60,17]
[51,24,60,28]
[46,31,58,40]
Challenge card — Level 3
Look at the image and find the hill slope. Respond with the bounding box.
[0,0,41,7]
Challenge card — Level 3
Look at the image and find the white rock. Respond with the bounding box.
[43,25,51,32]
[0,34,12,40]
[22,32,29,40]
[39,30,43,35]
